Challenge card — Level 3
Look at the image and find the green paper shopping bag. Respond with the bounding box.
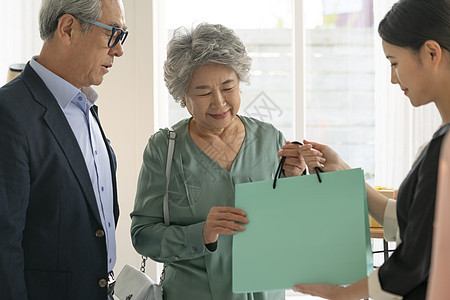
[232,168,373,293]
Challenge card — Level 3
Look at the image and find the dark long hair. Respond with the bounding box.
[378,0,450,52]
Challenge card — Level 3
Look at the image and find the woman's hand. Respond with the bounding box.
[299,140,350,173]
[293,283,348,300]
[293,275,369,300]
[278,141,307,177]
[203,207,248,244]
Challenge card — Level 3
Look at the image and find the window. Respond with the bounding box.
[305,0,375,182]
[157,0,376,185]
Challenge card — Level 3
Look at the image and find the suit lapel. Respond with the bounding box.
[22,64,103,225]
[90,106,119,223]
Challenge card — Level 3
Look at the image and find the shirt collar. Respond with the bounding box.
[29,56,98,110]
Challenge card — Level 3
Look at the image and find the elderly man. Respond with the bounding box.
[0,0,127,299]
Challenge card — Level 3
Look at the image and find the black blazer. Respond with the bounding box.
[0,63,119,300]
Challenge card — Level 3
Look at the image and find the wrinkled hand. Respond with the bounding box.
[277,141,307,177]
[299,140,350,173]
[293,283,348,300]
[203,207,248,244]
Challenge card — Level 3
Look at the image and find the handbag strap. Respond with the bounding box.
[140,129,176,284]
[163,129,176,226]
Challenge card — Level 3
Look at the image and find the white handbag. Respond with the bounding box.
[114,129,176,300]
[114,264,163,300]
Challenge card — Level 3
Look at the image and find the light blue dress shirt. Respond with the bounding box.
[30,57,116,272]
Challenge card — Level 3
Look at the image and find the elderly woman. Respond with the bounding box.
[130,23,305,300]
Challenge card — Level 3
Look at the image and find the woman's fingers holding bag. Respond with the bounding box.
[278,142,307,177]
[203,207,248,244]
[209,207,248,224]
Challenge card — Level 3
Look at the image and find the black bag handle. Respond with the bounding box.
[273,141,322,189]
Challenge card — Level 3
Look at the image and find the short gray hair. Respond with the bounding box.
[39,0,103,41]
[164,23,252,107]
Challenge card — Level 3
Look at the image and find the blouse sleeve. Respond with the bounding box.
[130,131,213,263]
[383,199,401,243]
[276,129,286,148]
[367,187,401,298]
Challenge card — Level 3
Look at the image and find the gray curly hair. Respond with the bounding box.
[164,23,252,107]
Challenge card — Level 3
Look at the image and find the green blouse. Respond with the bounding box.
[131,116,286,300]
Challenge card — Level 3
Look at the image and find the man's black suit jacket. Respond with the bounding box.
[0,63,119,299]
